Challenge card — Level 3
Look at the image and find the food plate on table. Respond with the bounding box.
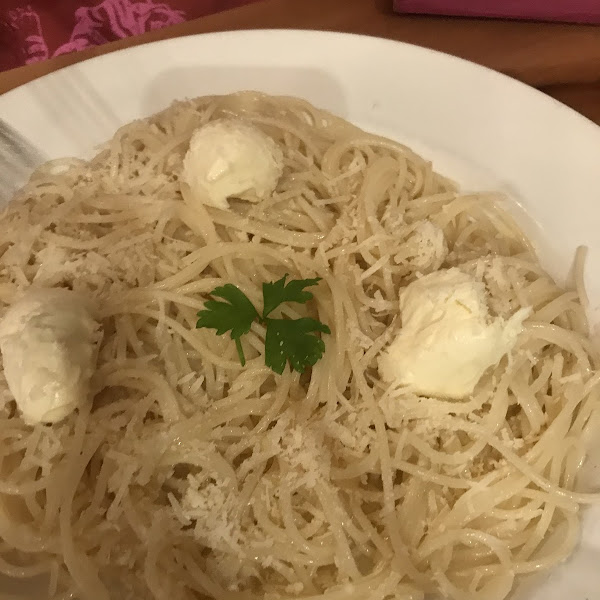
[0,30,599,600]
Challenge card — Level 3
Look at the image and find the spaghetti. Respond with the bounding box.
[0,92,598,600]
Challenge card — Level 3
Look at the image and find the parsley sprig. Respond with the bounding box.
[193,284,258,366]
[196,275,330,374]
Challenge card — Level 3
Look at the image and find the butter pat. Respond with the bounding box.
[181,119,284,210]
[378,268,530,398]
[0,288,102,424]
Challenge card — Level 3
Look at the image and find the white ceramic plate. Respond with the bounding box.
[0,29,599,600]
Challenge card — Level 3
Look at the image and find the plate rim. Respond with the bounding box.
[1,28,599,136]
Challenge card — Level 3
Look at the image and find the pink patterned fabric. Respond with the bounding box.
[6,6,48,64]
[0,0,258,72]
[54,0,185,56]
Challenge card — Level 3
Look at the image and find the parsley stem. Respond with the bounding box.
[235,338,246,366]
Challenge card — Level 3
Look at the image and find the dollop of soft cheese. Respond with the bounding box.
[181,119,284,210]
[378,268,530,399]
[0,288,102,424]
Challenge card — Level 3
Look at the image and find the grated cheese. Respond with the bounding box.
[181,473,243,554]
[393,220,448,274]
[280,425,330,489]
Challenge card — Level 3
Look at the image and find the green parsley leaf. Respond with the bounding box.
[196,277,330,374]
[262,274,322,318]
[264,317,331,375]
[196,284,258,366]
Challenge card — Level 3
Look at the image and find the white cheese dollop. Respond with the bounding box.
[378,268,530,399]
[181,119,284,210]
[0,288,102,424]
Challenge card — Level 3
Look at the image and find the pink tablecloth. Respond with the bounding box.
[0,0,259,72]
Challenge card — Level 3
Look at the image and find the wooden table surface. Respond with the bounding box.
[1,0,599,125]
